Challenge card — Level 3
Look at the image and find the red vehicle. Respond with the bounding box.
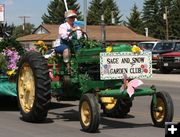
[158,42,180,73]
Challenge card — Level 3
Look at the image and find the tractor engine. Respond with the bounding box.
[78,63,100,80]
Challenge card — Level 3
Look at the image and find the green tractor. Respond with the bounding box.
[16,30,174,133]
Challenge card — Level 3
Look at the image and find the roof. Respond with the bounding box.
[87,25,158,42]
[17,24,158,42]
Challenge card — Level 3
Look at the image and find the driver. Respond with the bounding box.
[45,10,82,74]
[55,10,82,62]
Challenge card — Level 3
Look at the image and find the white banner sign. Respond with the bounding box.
[0,4,5,22]
[100,52,152,80]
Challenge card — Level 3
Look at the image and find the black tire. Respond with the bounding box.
[102,98,132,118]
[151,91,174,127]
[159,67,172,74]
[17,51,51,122]
[79,93,100,133]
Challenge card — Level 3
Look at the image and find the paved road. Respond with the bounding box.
[0,74,179,137]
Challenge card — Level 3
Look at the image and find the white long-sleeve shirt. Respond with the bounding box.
[53,22,82,47]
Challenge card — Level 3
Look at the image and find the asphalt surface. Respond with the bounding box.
[0,73,179,137]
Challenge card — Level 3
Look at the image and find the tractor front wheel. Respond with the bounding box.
[17,52,51,122]
[79,93,100,133]
[151,91,174,127]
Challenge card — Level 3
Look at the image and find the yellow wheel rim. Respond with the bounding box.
[81,101,91,127]
[101,97,117,110]
[18,63,35,113]
[153,98,165,122]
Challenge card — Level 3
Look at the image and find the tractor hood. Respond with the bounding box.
[77,44,132,56]
[76,44,132,63]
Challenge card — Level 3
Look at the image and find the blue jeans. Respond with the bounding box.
[54,44,68,54]
[54,44,82,54]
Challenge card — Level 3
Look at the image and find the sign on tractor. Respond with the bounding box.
[100,52,152,80]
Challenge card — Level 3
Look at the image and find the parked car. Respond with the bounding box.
[138,41,177,68]
[151,41,176,68]
[139,40,180,68]
[157,41,180,74]
[138,41,158,51]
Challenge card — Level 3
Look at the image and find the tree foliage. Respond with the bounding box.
[42,0,81,24]
[87,0,122,25]
[0,22,14,40]
[168,0,180,39]
[0,38,25,55]
[142,0,180,39]
[126,4,143,34]
[142,0,161,38]
[87,0,103,25]
[12,23,35,39]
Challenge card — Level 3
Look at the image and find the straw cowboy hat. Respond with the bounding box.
[64,10,77,18]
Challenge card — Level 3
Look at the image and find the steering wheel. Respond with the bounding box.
[67,29,88,41]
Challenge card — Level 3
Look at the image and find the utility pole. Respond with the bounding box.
[163,6,169,40]
[111,11,115,24]
[101,15,106,45]
[84,0,87,32]
[145,27,148,37]
[18,16,30,30]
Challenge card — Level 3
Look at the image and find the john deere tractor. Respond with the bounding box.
[16,30,174,133]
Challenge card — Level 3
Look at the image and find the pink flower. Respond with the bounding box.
[2,48,20,70]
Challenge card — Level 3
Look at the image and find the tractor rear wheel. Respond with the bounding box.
[79,93,100,133]
[102,98,132,118]
[151,91,174,127]
[17,51,51,122]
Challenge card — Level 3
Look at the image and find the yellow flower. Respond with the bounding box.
[106,46,112,53]
[7,70,15,76]
[131,45,141,54]
[35,40,45,47]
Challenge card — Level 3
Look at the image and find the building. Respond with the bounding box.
[17,24,158,49]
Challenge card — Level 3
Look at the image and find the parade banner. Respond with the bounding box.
[0,4,5,22]
[100,52,152,80]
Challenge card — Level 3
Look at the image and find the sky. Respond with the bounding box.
[0,0,144,27]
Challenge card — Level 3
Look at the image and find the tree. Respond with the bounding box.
[87,0,103,25]
[87,0,122,25]
[165,0,180,39]
[142,0,180,39]
[42,0,81,24]
[158,0,175,39]
[142,0,162,38]
[0,22,14,40]
[126,4,143,34]
[12,23,35,38]
[103,0,122,25]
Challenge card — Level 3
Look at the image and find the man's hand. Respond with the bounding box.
[71,27,81,32]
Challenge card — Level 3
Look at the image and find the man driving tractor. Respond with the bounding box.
[45,10,82,73]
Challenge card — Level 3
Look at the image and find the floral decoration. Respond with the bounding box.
[0,48,20,77]
[106,46,113,53]
[120,74,143,97]
[34,40,48,55]
[131,45,142,54]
